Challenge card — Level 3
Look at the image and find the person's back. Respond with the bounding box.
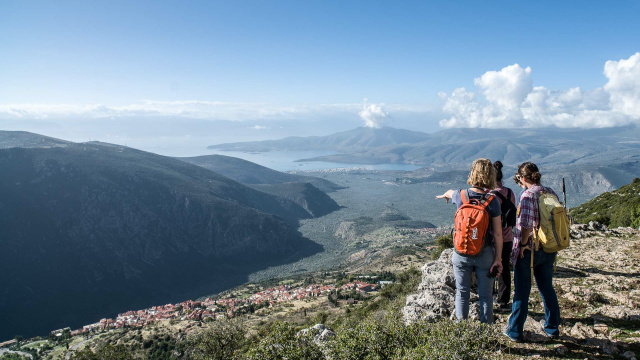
[490,161,516,309]
[436,158,503,324]
[504,162,561,342]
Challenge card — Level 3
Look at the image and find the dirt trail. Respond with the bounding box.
[494,225,640,359]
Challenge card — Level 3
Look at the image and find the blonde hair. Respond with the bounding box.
[467,158,496,189]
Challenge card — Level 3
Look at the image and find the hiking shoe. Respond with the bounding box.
[502,331,523,343]
[539,320,559,339]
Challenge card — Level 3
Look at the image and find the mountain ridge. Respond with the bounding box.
[179,154,343,193]
[208,125,640,167]
[0,137,325,339]
[207,126,432,152]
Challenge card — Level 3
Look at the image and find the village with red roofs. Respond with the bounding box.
[71,279,381,337]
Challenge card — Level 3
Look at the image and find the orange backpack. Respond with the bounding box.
[453,189,495,256]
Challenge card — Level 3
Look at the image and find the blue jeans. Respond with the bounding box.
[505,249,560,340]
[452,245,495,323]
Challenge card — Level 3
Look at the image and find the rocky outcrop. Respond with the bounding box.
[403,248,458,323]
[299,324,336,345]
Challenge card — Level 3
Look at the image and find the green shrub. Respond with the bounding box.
[69,344,131,360]
[327,317,499,360]
[0,353,31,360]
[246,322,323,360]
[431,233,453,260]
[400,320,500,359]
[190,318,247,360]
[327,316,407,360]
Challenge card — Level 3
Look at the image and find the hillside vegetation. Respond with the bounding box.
[571,177,640,228]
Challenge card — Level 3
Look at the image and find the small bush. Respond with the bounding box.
[190,318,247,360]
[246,322,323,360]
[431,233,453,259]
[327,316,407,360]
[69,344,131,360]
[400,320,500,359]
[0,353,31,360]
[327,317,499,360]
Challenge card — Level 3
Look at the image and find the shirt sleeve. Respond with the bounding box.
[451,189,462,208]
[487,196,501,218]
[517,193,536,230]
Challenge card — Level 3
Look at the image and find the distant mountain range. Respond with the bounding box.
[208,126,640,202]
[208,125,640,167]
[0,131,339,339]
[208,127,431,152]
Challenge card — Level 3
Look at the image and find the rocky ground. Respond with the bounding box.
[404,223,640,359]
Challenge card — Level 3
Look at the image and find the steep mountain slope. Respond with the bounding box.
[207,127,431,152]
[571,177,640,227]
[179,154,343,193]
[0,142,322,339]
[250,182,341,218]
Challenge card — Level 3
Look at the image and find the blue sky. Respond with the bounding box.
[1,0,640,151]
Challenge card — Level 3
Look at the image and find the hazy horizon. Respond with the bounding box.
[2,0,640,156]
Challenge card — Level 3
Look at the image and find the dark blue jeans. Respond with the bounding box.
[505,249,560,340]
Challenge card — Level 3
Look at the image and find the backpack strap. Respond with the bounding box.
[461,189,469,204]
[479,194,495,209]
[490,190,508,204]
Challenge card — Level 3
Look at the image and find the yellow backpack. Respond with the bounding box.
[532,188,570,253]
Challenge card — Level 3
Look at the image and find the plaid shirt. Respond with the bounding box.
[512,184,559,266]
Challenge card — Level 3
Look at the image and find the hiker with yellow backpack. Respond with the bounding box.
[504,162,570,342]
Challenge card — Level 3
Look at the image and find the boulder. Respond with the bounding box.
[299,324,335,345]
[403,248,485,323]
[588,221,608,231]
[403,249,456,323]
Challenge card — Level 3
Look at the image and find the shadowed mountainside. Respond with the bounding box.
[250,182,341,218]
[179,154,343,193]
[0,138,323,339]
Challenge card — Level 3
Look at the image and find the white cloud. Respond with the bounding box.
[604,52,640,118]
[0,101,350,121]
[250,125,268,130]
[440,53,640,128]
[0,100,434,124]
[358,99,388,128]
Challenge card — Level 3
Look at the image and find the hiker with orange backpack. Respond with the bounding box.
[504,162,570,342]
[436,158,503,324]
